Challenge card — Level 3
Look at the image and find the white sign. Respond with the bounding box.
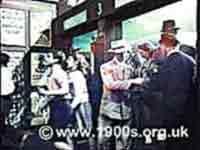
[0,8,26,46]
[46,0,59,2]
[64,10,87,31]
[67,0,86,7]
[115,0,136,8]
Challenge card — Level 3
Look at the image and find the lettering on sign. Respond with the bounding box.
[0,8,26,46]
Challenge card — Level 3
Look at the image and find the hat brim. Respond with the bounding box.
[107,48,125,54]
[73,48,80,52]
[160,27,180,32]
[45,58,59,66]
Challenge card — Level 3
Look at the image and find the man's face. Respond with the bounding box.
[160,43,167,51]
[160,43,173,54]
[75,51,79,56]
[137,49,149,59]
[123,51,131,62]
[115,53,124,62]
[67,56,76,68]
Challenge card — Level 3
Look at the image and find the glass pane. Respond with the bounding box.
[122,0,197,47]
[72,31,97,53]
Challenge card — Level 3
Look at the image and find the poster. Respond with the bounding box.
[0,8,26,46]
[30,2,57,47]
[31,52,53,86]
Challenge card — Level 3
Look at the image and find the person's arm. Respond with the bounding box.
[39,74,69,96]
[100,65,143,90]
[39,86,68,96]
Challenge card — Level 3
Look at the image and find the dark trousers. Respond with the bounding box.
[49,98,74,129]
[0,95,12,119]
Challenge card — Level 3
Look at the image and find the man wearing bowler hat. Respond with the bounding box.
[161,19,180,35]
[141,30,196,150]
[98,40,143,150]
[152,19,180,60]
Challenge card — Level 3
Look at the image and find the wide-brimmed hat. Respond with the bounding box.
[161,20,180,34]
[45,51,66,66]
[44,54,59,66]
[108,39,131,53]
[71,47,81,52]
[107,46,126,54]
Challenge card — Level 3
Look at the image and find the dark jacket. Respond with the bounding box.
[151,51,195,127]
[137,50,196,150]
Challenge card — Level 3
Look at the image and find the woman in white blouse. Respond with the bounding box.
[66,54,92,130]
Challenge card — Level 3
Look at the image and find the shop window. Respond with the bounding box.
[122,0,197,47]
[72,31,97,53]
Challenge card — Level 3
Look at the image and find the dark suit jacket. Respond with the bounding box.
[139,51,196,150]
[154,51,194,126]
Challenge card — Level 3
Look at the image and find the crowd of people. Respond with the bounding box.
[0,19,197,150]
[98,20,197,150]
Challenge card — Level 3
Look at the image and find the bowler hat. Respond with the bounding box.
[161,20,180,34]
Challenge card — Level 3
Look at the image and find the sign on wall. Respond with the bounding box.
[63,10,87,31]
[87,0,114,21]
[0,8,26,46]
[67,0,86,7]
[45,0,59,2]
[30,1,57,47]
[115,0,136,8]
[31,52,53,86]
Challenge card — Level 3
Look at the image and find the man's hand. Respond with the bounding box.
[38,88,48,95]
[130,78,144,85]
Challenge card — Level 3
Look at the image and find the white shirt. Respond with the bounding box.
[68,70,89,109]
[1,66,15,95]
[48,64,69,93]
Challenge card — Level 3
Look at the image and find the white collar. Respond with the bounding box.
[167,45,196,65]
[167,45,180,57]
